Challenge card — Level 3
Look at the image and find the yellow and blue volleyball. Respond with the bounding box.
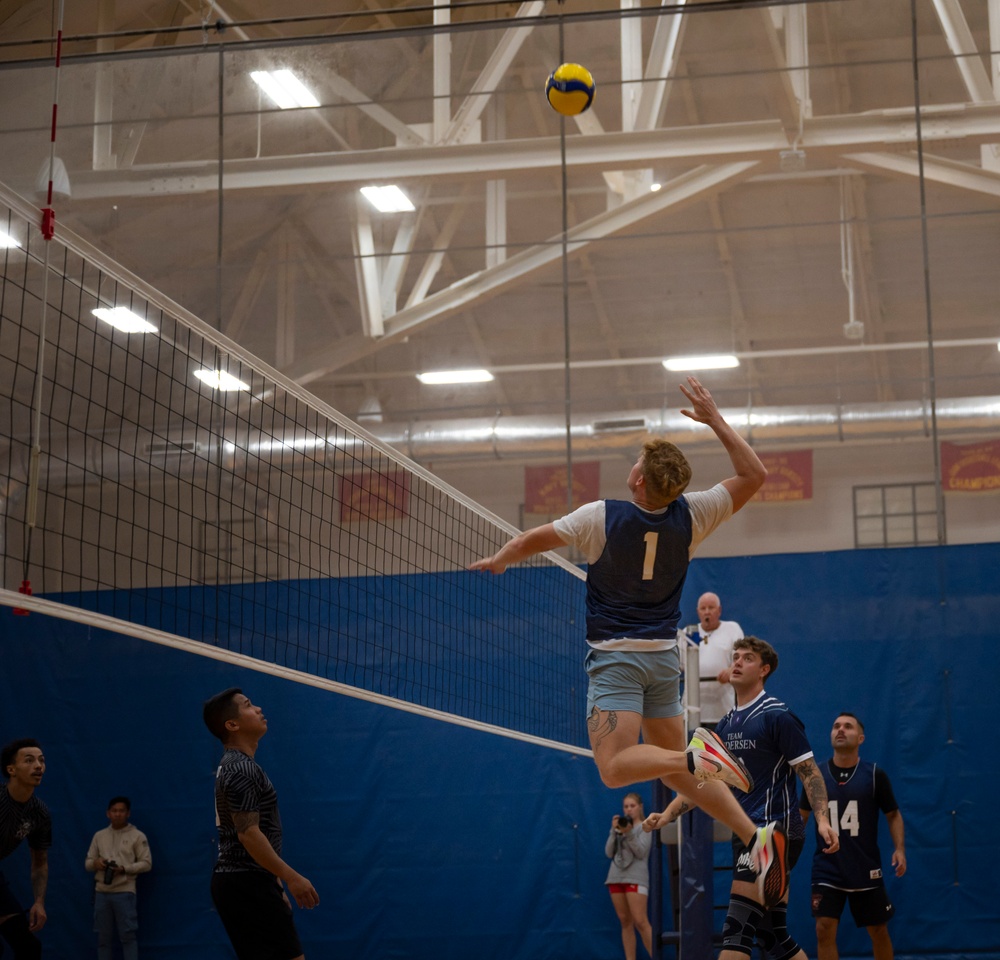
[545,62,596,116]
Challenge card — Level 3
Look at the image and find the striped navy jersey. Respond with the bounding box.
[585,497,693,641]
[0,787,51,862]
[715,691,813,840]
[213,748,283,874]
[803,759,898,890]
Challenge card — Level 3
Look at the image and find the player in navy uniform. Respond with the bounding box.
[650,637,839,959]
[472,378,789,906]
[801,712,906,960]
[0,738,50,960]
[204,689,319,960]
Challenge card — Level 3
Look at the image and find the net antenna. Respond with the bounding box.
[0,181,590,755]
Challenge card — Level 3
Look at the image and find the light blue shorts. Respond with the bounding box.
[584,645,683,719]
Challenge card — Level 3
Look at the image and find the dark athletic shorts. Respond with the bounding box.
[211,870,303,960]
[811,884,895,928]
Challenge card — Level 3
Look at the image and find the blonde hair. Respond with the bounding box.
[640,439,692,504]
[623,792,645,811]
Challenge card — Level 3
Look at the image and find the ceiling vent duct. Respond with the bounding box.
[592,417,648,433]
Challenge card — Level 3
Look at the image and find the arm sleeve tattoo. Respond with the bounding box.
[795,758,830,821]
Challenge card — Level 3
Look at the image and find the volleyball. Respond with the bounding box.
[545,62,596,116]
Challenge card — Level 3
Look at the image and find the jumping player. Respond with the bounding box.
[472,377,788,906]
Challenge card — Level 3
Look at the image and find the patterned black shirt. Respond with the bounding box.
[0,787,52,862]
[213,748,282,874]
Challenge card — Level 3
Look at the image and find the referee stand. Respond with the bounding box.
[649,636,716,959]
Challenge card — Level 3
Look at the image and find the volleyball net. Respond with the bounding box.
[0,183,589,752]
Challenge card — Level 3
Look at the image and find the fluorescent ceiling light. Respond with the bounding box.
[662,354,740,372]
[92,306,157,334]
[360,185,415,213]
[650,182,662,192]
[250,70,320,109]
[193,369,250,392]
[417,368,494,385]
[0,230,21,248]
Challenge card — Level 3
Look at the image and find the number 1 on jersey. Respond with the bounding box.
[642,532,659,580]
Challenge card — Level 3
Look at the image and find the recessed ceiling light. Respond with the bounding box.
[0,230,21,248]
[650,182,662,192]
[92,306,157,334]
[416,369,494,385]
[360,185,415,213]
[250,70,320,109]
[662,354,740,372]
[193,369,250,392]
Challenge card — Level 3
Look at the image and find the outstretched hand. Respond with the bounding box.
[642,810,674,832]
[678,376,721,425]
[469,556,506,574]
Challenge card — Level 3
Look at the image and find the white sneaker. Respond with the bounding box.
[685,726,753,793]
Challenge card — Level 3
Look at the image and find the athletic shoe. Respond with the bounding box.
[750,822,789,909]
[685,726,753,793]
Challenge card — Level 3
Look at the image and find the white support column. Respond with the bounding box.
[620,0,643,134]
[632,0,687,132]
[379,215,417,318]
[433,0,451,143]
[784,2,812,120]
[353,197,384,338]
[485,100,507,269]
[93,0,116,171]
[985,0,1000,170]
[620,0,651,198]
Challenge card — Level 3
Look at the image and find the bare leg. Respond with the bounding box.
[816,916,840,960]
[609,890,637,960]
[642,715,757,846]
[868,923,894,960]
[626,890,653,958]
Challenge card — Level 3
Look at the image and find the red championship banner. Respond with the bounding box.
[340,468,410,522]
[524,461,600,514]
[752,450,813,502]
[941,439,1000,492]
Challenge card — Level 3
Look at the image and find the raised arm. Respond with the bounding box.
[469,523,567,574]
[678,377,766,512]
[794,757,839,854]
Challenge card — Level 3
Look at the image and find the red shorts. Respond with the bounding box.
[607,883,648,895]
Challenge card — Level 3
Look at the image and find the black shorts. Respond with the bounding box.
[211,871,303,960]
[811,884,894,928]
[731,833,804,886]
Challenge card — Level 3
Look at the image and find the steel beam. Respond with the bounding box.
[68,103,1000,200]
[287,161,759,382]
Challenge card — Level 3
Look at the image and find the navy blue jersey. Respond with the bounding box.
[0,787,51,862]
[585,498,692,641]
[715,692,812,840]
[802,759,897,890]
[213,749,283,874]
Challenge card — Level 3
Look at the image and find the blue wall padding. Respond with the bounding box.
[1,542,997,958]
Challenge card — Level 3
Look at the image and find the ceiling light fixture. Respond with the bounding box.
[360,185,415,213]
[416,369,494,385]
[662,354,740,372]
[250,70,320,109]
[650,182,662,192]
[0,230,21,248]
[193,369,251,392]
[92,306,157,334]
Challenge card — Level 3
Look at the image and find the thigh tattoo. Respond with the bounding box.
[588,706,618,745]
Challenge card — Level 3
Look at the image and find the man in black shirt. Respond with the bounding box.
[204,688,319,960]
[0,738,50,959]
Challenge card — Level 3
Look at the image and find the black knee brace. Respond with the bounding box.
[721,893,765,957]
[0,914,42,960]
[762,903,801,960]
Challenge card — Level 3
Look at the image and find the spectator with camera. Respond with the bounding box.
[85,796,151,960]
[605,792,653,960]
